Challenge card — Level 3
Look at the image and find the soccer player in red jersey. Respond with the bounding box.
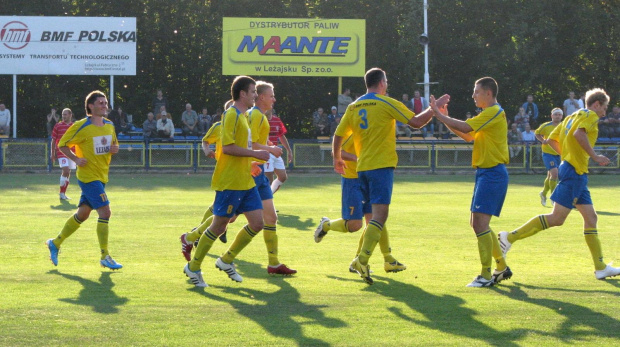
[51,108,76,200]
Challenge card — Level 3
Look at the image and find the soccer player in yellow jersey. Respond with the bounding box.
[315,135,405,273]
[333,67,449,284]
[183,76,270,287]
[431,77,511,287]
[534,108,563,206]
[45,90,122,270]
[499,88,620,280]
[245,81,297,275]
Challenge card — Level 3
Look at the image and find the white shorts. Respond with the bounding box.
[58,157,77,169]
[264,153,286,173]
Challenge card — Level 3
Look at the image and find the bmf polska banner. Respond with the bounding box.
[0,16,136,75]
[223,17,365,77]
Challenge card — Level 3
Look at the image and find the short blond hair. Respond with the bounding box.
[256,80,274,95]
[585,88,609,108]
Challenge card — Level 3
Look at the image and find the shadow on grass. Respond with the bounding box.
[48,270,129,314]
[277,213,315,231]
[597,211,620,216]
[187,258,346,346]
[495,282,620,342]
[49,199,76,211]
[327,275,526,346]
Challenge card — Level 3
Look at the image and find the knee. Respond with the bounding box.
[263,214,277,226]
[347,220,363,232]
[277,172,288,182]
[546,214,565,227]
[98,209,111,220]
[249,220,264,232]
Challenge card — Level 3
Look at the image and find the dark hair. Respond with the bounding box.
[475,77,498,98]
[231,76,256,101]
[84,90,107,116]
[364,68,385,89]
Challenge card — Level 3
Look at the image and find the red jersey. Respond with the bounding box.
[268,116,287,145]
[51,121,74,158]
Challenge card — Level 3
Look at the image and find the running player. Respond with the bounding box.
[246,81,296,275]
[333,67,449,284]
[51,108,76,200]
[314,134,406,273]
[264,109,292,194]
[183,76,270,287]
[498,88,620,280]
[431,77,511,287]
[535,108,563,206]
[45,91,122,270]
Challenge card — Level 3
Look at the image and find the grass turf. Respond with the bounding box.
[1,172,620,346]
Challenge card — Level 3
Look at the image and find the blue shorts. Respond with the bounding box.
[550,161,592,208]
[341,177,371,220]
[253,166,273,201]
[78,180,109,210]
[542,153,561,171]
[213,187,263,218]
[358,167,394,205]
[471,164,508,217]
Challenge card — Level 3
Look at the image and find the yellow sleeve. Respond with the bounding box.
[334,107,353,138]
[220,112,237,146]
[548,122,562,142]
[203,122,220,144]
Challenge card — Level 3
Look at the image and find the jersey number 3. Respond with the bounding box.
[358,109,368,129]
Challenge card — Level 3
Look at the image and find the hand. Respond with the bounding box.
[333,158,346,174]
[109,144,119,154]
[269,145,283,157]
[75,158,87,167]
[206,149,215,158]
[254,150,270,162]
[593,155,610,166]
[250,161,262,177]
[434,94,451,109]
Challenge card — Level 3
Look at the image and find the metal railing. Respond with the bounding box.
[1,138,618,173]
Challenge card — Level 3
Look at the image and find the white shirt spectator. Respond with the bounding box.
[0,106,10,135]
[521,130,536,142]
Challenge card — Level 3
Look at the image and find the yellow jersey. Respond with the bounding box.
[548,109,599,175]
[465,104,509,168]
[247,106,270,163]
[202,121,221,160]
[211,107,255,191]
[535,121,560,155]
[335,93,413,172]
[341,135,358,179]
[57,116,117,184]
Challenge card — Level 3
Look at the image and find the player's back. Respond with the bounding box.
[552,109,599,174]
[336,93,413,172]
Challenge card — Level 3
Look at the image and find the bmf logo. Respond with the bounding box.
[0,21,31,50]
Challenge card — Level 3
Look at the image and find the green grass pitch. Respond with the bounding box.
[1,172,620,346]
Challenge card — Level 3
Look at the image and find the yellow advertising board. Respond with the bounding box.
[222,17,365,77]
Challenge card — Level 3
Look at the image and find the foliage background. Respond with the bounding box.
[1,0,618,137]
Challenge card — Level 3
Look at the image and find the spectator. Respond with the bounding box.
[563,91,581,116]
[513,107,530,132]
[212,107,223,123]
[142,112,158,138]
[157,111,174,140]
[313,107,327,135]
[578,93,585,109]
[330,111,342,136]
[521,123,536,143]
[316,107,329,136]
[401,93,414,110]
[328,106,338,129]
[521,94,539,125]
[181,103,199,136]
[0,103,10,136]
[156,105,170,120]
[607,106,620,138]
[507,123,523,158]
[46,107,59,137]
[198,107,212,134]
[412,90,432,136]
[108,106,132,135]
[152,89,169,115]
[337,88,353,115]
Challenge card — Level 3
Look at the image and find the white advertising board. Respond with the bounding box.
[0,16,136,75]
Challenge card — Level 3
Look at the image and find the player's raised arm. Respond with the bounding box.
[430,95,474,142]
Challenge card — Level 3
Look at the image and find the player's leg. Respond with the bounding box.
[263,198,296,275]
[468,165,509,287]
[548,166,559,194]
[46,202,91,266]
[95,204,122,270]
[59,161,71,200]
[315,177,362,242]
[356,169,392,265]
[264,155,275,183]
[271,159,288,194]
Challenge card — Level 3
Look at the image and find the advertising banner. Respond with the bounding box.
[0,16,136,75]
[223,17,365,77]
